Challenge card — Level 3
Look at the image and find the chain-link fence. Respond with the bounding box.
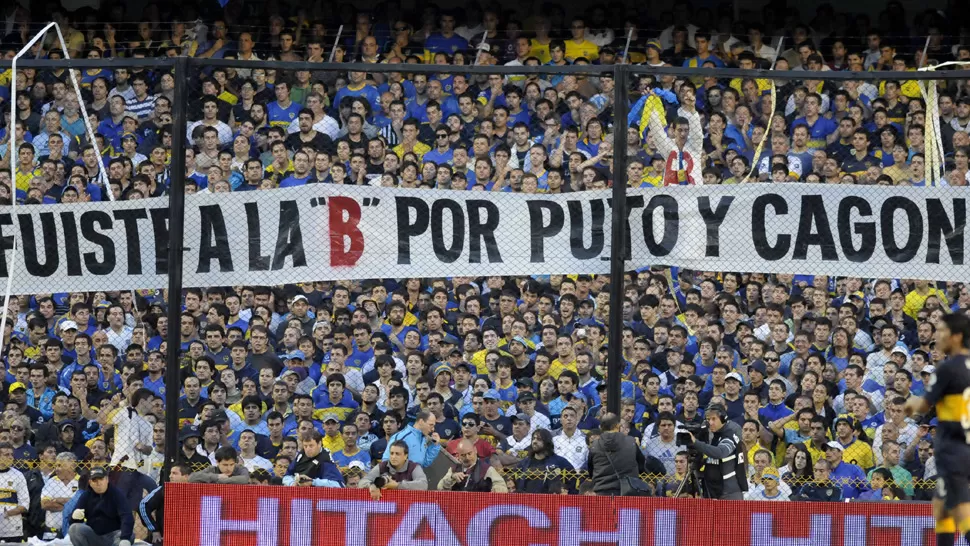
[0,44,968,541]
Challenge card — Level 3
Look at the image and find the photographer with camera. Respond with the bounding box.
[682,403,748,500]
[361,440,429,500]
[438,439,507,493]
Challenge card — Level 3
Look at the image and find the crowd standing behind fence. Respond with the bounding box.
[0,0,966,542]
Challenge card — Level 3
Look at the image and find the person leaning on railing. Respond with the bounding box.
[438,439,507,493]
[187,446,250,485]
[360,440,428,500]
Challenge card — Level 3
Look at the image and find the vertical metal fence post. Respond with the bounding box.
[606,65,630,415]
[163,55,190,481]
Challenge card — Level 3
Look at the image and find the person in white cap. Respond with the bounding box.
[720,371,745,421]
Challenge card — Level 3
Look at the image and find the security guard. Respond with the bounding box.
[684,403,747,499]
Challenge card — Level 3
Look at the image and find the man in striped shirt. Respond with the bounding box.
[125,75,156,122]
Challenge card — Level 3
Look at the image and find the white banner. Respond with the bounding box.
[0,184,965,294]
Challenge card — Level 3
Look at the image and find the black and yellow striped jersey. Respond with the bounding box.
[925,355,970,444]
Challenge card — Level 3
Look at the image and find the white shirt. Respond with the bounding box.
[241,454,273,473]
[110,407,154,469]
[0,468,29,538]
[187,120,234,146]
[141,450,164,483]
[873,421,919,463]
[287,116,341,140]
[745,484,790,501]
[317,368,365,396]
[103,326,134,354]
[553,429,588,471]
[642,435,683,475]
[41,475,78,532]
[500,434,532,459]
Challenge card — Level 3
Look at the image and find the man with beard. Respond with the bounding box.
[513,428,572,494]
[438,439,507,493]
[176,424,210,468]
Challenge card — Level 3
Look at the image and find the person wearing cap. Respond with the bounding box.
[511,391,551,431]
[319,411,347,454]
[495,412,533,465]
[720,371,745,421]
[744,466,789,501]
[478,389,512,443]
[69,465,134,546]
[176,424,210,468]
[643,40,664,67]
[822,440,867,499]
[59,420,89,461]
[276,295,315,340]
[833,416,875,471]
[431,363,461,409]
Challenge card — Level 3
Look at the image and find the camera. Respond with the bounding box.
[372,474,392,488]
[675,422,708,447]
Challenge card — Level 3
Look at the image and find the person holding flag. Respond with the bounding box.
[628,84,703,185]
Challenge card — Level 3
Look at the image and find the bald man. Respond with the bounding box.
[437,439,507,493]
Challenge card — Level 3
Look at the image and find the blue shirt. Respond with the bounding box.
[333,84,382,116]
[758,401,792,424]
[829,460,868,499]
[791,116,838,149]
[424,33,468,54]
[383,425,442,466]
[423,148,454,166]
[331,448,371,469]
[280,174,312,188]
[267,100,302,128]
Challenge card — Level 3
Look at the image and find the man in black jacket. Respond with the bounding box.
[68,466,135,546]
[588,413,645,496]
[684,403,747,499]
[282,430,344,487]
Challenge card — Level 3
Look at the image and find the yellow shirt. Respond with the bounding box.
[15,165,41,194]
[729,77,771,96]
[322,434,345,454]
[470,348,512,375]
[218,90,239,106]
[564,39,599,62]
[641,173,664,187]
[841,439,875,470]
[903,287,947,318]
[549,357,577,379]
[392,141,432,162]
[529,40,551,64]
[806,441,826,465]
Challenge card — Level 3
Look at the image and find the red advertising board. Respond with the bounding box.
[164,483,937,546]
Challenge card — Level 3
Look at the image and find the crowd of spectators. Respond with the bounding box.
[0,0,964,541]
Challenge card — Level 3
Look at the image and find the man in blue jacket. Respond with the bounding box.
[68,466,134,546]
[383,410,442,467]
[824,441,868,499]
